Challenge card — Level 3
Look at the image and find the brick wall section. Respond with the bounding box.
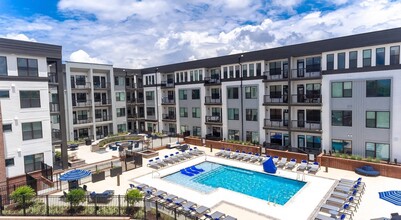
[184,137,202,146]
[264,149,309,163]
[0,105,6,188]
[204,139,260,154]
[318,155,401,179]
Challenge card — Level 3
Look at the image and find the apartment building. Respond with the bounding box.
[0,38,67,182]
[139,28,401,161]
[64,62,124,141]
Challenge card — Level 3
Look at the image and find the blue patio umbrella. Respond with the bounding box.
[60,169,91,181]
[379,191,401,206]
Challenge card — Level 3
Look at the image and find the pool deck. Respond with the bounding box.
[56,145,401,220]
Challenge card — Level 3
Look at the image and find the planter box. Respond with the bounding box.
[92,171,105,183]
[110,167,123,177]
[90,144,99,152]
[205,139,260,154]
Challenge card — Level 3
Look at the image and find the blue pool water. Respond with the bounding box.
[162,162,306,205]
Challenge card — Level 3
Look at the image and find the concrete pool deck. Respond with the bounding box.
[55,145,401,220]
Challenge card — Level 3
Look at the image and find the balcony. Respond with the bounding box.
[290,68,321,79]
[205,96,222,105]
[205,115,222,124]
[49,102,60,112]
[263,119,289,130]
[48,72,58,84]
[127,114,137,119]
[72,82,91,89]
[263,70,289,81]
[73,117,93,125]
[136,98,144,104]
[204,77,221,85]
[162,97,175,105]
[94,99,112,106]
[72,100,92,107]
[290,120,322,132]
[291,94,321,105]
[137,113,145,119]
[94,116,112,122]
[263,95,288,105]
[161,81,175,88]
[162,114,176,122]
[94,82,111,90]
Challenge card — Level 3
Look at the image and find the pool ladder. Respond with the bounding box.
[152,170,161,178]
[296,172,305,181]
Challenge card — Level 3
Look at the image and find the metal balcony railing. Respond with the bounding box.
[204,77,221,85]
[205,115,222,123]
[263,119,288,129]
[162,97,175,105]
[290,120,322,131]
[72,100,92,107]
[161,81,175,88]
[73,117,93,125]
[94,116,112,122]
[93,82,111,90]
[205,96,222,105]
[263,70,289,80]
[72,82,91,89]
[290,68,321,79]
[263,95,288,104]
[162,114,176,120]
[94,99,112,106]
[48,72,58,84]
[291,94,322,104]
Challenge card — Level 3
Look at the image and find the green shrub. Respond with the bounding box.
[340,154,347,159]
[125,189,143,206]
[66,189,86,207]
[366,156,373,162]
[333,152,340,157]
[10,185,36,207]
[349,155,356,160]
[355,155,362,160]
[373,158,381,163]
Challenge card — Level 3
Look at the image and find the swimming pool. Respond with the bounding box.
[162,161,306,205]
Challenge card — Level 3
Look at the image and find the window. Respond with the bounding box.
[20,91,40,108]
[22,122,42,140]
[338,53,345,69]
[78,128,88,139]
[269,61,281,75]
[116,92,125,101]
[332,111,352,126]
[94,93,101,102]
[77,111,88,120]
[211,88,220,99]
[349,51,358,68]
[199,70,203,80]
[192,107,200,118]
[363,49,371,67]
[390,46,400,65]
[193,126,201,136]
[366,142,389,161]
[332,82,352,98]
[227,108,239,120]
[245,86,257,99]
[242,64,247,77]
[95,109,102,119]
[223,67,228,79]
[269,85,281,98]
[116,108,126,117]
[3,124,12,132]
[366,111,390,128]
[5,158,14,167]
[228,130,240,141]
[306,136,321,149]
[192,89,200,99]
[179,90,187,100]
[179,107,188,117]
[117,124,126,133]
[376,48,385,66]
[0,56,7,76]
[246,131,259,143]
[17,58,38,77]
[235,65,240,78]
[227,87,239,99]
[306,57,321,72]
[190,71,194,81]
[76,93,87,103]
[75,75,86,85]
[114,76,125,86]
[332,140,352,154]
[306,110,321,123]
[256,63,262,76]
[249,64,255,77]
[145,91,154,100]
[366,79,391,97]
[0,90,9,98]
[270,132,282,145]
[326,54,334,70]
[24,153,44,173]
[270,109,282,121]
[306,83,321,99]
[245,109,258,121]
[146,107,155,116]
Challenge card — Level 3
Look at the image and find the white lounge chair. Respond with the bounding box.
[147,160,161,169]
[249,153,261,163]
[215,148,225,156]
[272,156,279,164]
[297,160,308,171]
[242,152,253,161]
[286,159,297,169]
[277,157,288,167]
[309,162,320,173]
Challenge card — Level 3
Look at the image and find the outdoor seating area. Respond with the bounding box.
[147,147,204,169]
[128,184,237,220]
[315,178,365,220]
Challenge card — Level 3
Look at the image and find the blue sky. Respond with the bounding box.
[0,0,400,68]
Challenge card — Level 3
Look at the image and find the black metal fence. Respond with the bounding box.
[0,194,203,219]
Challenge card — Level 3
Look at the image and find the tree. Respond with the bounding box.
[125,189,143,206]
[66,189,86,208]
[10,185,36,208]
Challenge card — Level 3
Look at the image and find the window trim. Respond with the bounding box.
[0,56,7,76]
[331,110,352,127]
[366,111,390,129]
[331,81,352,98]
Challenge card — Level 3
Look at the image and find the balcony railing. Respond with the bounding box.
[162,97,175,105]
[161,81,175,88]
[204,77,221,85]
[205,133,222,141]
[291,120,322,131]
[136,98,144,103]
[205,115,222,124]
[263,119,289,129]
[94,116,112,122]
[127,114,137,119]
[49,102,59,112]
[263,95,288,104]
[94,82,111,90]
[290,68,321,79]
[263,70,289,81]
[48,72,58,84]
[72,82,91,89]
[205,96,222,105]
[94,99,112,106]
[137,113,145,118]
[51,129,61,142]
[291,94,322,104]
[73,117,93,125]
[162,114,176,121]
[72,100,92,107]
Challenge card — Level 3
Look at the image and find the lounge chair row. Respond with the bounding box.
[148,147,204,169]
[315,178,365,220]
[215,149,268,164]
[129,183,237,220]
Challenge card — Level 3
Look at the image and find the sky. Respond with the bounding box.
[0,0,401,68]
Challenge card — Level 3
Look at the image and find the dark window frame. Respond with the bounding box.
[366,79,391,97]
[349,51,358,68]
[390,46,400,65]
[17,58,38,77]
[326,54,334,70]
[331,110,352,127]
[366,111,390,129]
[192,89,200,100]
[20,90,41,108]
[0,56,7,76]
[331,81,352,98]
[22,121,43,141]
[376,47,385,66]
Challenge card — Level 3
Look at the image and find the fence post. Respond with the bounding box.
[155,200,159,220]
[94,196,98,216]
[118,195,121,216]
[174,207,177,220]
[46,195,49,216]
[22,194,26,216]
[143,197,146,220]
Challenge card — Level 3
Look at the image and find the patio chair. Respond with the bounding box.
[147,160,161,169]
[175,152,187,160]
[193,147,204,155]
[224,215,238,220]
[315,213,346,220]
[309,162,320,173]
[277,157,288,167]
[181,151,193,158]
[223,149,232,158]
[189,205,210,218]
[242,152,253,161]
[335,184,361,195]
[338,181,365,193]
[258,156,270,164]
[90,190,114,203]
[155,157,168,167]
[166,197,187,209]
[230,150,241,159]
[249,153,261,163]
[177,201,196,215]
[320,203,354,217]
[159,194,178,205]
[205,211,226,220]
[298,160,308,171]
[169,154,181,163]
[236,151,246,160]
[272,156,279,164]
[339,177,362,185]
[215,148,225,156]
[163,155,175,164]
[136,184,149,191]
[286,159,297,169]
[129,184,135,188]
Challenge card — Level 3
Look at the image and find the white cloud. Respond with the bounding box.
[69,50,106,64]
[1,33,36,42]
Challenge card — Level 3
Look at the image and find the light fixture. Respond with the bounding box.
[11,83,15,93]
[14,116,18,125]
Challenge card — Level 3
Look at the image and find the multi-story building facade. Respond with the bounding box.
[0,38,68,183]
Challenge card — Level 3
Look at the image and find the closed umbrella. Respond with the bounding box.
[379,191,401,206]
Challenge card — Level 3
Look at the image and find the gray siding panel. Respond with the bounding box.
[0,38,61,59]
